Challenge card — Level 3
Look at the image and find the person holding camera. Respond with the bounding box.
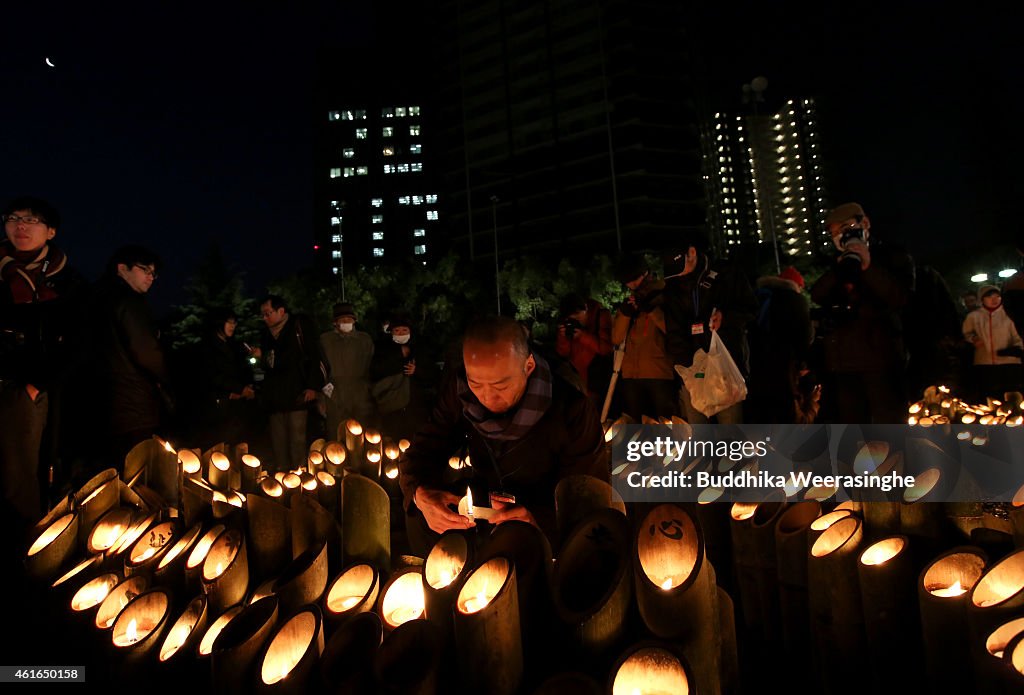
[810,202,914,423]
[555,293,613,402]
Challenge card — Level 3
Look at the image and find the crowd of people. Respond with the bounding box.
[2,195,1022,556]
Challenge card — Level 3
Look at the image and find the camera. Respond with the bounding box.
[561,318,582,340]
[838,226,865,249]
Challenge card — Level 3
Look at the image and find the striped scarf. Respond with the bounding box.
[458,352,553,441]
[0,242,67,303]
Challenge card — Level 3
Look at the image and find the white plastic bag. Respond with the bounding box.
[674,331,747,417]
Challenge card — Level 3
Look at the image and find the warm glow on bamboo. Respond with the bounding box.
[129,522,175,565]
[860,537,905,566]
[112,591,169,647]
[158,524,202,570]
[261,477,284,498]
[903,469,941,503]
[71,573,119,611]
[347,420,363,436]
[697,487,724,504]
[95,576,149,629]
[28,513,74,556]
[804,485,839,502]
[109,513,157,557]
[811,517,859,557]
[853,441,890,475]
[203,530,241,581]
[384,463,399,479]
[282,473,301,489]
[187,525,225,570]
[179,450,202,475]
[986,617,1024,660]
[425,537,467,590]
[384,444,400,460]
[261,611,317,685]
[199,606,243,656]
[365,429,381,445]
[457,558,509,614]
[212,452,230,472]
[810,510,851,532]
[972,551,1024,608]
[381,572,425,626]
[316,471,336,487]
[612,647,690,695]
[399,439,411,452]
[159,596,206,661]
[730,503,757,521]
[448,456,463,470]
[53,555,101,589]
[326,564,376,613]
[307,451,323,467]
[88,508,134,552]
[300,472,318,491]
[324,442,346,465]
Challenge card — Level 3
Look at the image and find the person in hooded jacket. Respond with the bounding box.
[963,284,1023,400]
[370,313,435,440]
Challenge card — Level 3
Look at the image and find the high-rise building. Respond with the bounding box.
[315,104,442,274]
[431,0,706,259]
[703,97,831,263]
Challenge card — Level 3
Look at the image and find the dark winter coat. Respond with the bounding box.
[259,314,324,413]
[747,276,813,422]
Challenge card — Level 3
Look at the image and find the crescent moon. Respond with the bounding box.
[45,57,55,67]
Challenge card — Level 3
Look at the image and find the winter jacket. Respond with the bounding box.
[611,279,673,380]
[747,276,813,422]
[555,298,613,394]
[259,314,324,413]
[963,305,1023,366]
[320,328,375,423]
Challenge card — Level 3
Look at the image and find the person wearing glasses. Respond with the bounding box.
[0,197,87,555]
[94,245,172,464]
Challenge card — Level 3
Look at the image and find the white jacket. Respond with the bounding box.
[963,305,1023,365]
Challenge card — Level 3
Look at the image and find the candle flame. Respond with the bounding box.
[466,487,474,518]
[126,618,139,643]
[339,596,360,610]
[399,438,411,452]
[163,441,175,453]
[215,562,224,577]
[385,464,399,480]
[661,577,673,591]
[931,580,966,598]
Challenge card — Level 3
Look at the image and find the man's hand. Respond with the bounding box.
[241,385,256,399]
[414,487,475,533]
[488,503,539,529]
[25,384,39,402]
[302,389,318,403]
[709,309,723,332]
[403,359,416,376]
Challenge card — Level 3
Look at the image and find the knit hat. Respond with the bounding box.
[389,313,413,330]
[779,266,805,290]
[979,284,1001,299]
[333,302,356,319]
[825,202,866,227]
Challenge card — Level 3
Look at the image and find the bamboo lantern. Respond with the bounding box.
[365,449,382,480]
[309,438,326,454]
[25,511,79,580]
[423,531,472,634]
[95,575,151,631]
[198,605,245,658]
[805,509,852,551]
[341,474,390,571]
[968,548,1024,665]
[975,616,1024,691]
[345,419,365,464]
[211,488,245,521]
[635,504,720,695]
[373,618,444,695]
[554,474,627,545]
[857,535,920,689]
[202,528,249,613]
[181,476,214,528]
[260,477,285,500]
[378,567,426,631]
[803,483,839,503]
[694,490,734,596]
[242,454,262,492]
[250,578,277,605]
[106,511,158,563]
[918,546,987,691]
[453,557,522,695]
[900,468,947,544]
[323,442,347,476]
[256,606,325,694]
[70,469,121,550]
[289,493,340,568]
[774,500,821,655]
[324,563,380,625]
[398,438,411,453]
[807,515,866,689]
[307,451,324,475]
[210,596,280,695]
[533,672,603,695]
[52,554,104,606]
[124,520,177,577]
[609,643,692,695]
[186,524,226,594]
[364,428,383,466]
[748,493,787,642]
[154,523,203,590]
[315,471,337,510]
[318,612,382,695]
[246,492,291,581]
[298,472,317,497]
[551,509,632,657]
[70,572,121,618]
[124,437,178,505]
[159,595,209,665]
[279,473,302,503]
[110,588,173,679]
[272,541,329,616]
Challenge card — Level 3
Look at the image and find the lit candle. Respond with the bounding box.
[929,581,966,598]
[461,588,491,614]
[466,487,474,519]
[386,606,422,625]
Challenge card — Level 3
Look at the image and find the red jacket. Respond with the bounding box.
[556,298,613,393]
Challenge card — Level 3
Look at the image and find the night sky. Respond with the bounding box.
[1,2,1017,310]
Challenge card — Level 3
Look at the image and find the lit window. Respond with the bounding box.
[356,128,367,139]
[330,217,341,226]
[355,109,367,120]
[330,200,340,209]
[412,195,423,205]
[373,231,384,240]
[329,111,340,121]
[330,167,341,178]
[414,245,426,255]
[426,210,438,221]
[343,167,355,178]
[383,146,395,156]
[384,164,393,174]
[409,144,422,154]
[426,194,437,204]
[331,234,341,243]
[382,127,393,137]
[332,250,341,258]
[373,248,384,257]
[413,229,426,237]
[332,267,339,275]
[397,163,410,173]
[371,198,383,208]
[356,166,368,176]
[395,107,407,117]
[372,214,383,224]
[343,148,355,158]
[382,107,394,118]
[410,125,420,136]
[411,163,423,172]
[409,106,421,116]
[398,196,411,205]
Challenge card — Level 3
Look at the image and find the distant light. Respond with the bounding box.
[999,269,1018,278]
[313,244,320,250]
[971,273,988,283]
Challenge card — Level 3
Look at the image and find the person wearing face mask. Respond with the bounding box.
[810,202,915,423]
[319,302,374,439]
[962,285,1023,400]
[370,313,434,440]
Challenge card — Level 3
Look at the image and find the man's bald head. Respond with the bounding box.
[462,316,530,358]
[462,316,535,413]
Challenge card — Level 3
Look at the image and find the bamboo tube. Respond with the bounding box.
[318,612,382,695]
[423,531,472,636]
[185,524,226,595]
[453,557,522,695]
[975,616,1024,692]
[609,642,693,695]
[729,499,761,638]
[315,471,337,511]
[241,454,262,492]
[748,492,787,642]
[378,567,426,632]
[154,523,204,592]
[210,596,280,695]
[717,585,739,695]
[51,554,105,608]
[95,575,151,631]
[805,509,852,551]
[374,619,444,695]
[634,504,720,695]
[272,541,329,616]
[72,468,121,550]
[554,474,627,544]
[969,548,1024,674]
[340,474,390,571]
[695,493,734,596]
[256,606,325,695]
[1004,632,1024,692]
[918,546,987,691]
[807,515,866,693]
[532,672,603,695]
[208,451,233,491]
[345,419,365,465]
[900,468,948,545]
[774,500,820,655]
[158,595,209,666]
[857,535,920,690]
[324,563,380,626]
[246,494,291,582]
[323,441,347,476]
[307,451,324,475]
[198,605,246,659]
[551,509,632,657]
[111,588,173,675]
[124,520,177,577]
[25,510,79,580]
[290,491,342,572]
[202,528,249,613]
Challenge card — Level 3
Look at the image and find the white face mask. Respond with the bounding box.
[392,333,411,345]
[336,322,354,333]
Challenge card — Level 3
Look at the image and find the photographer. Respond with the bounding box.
[810,203,914,423]
[555,293,613,401]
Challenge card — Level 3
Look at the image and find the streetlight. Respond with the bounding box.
[491,195,501,315]
[999,269,1018,279]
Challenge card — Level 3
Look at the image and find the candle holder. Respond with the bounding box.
[95,575,151,632]
[345,419,365,465]
[202,528,249,613]
[378,567,426,631]
[289,493,340,569]
[554,474,627,546]
[552,508,631,658]
[324,563,380,626]
[298,472,317,497]
[25,510,79,580]
[807,515,866,689]
[273,541,329,616]
[198,605,245,658]
[210,596,280,695]
[241,454,262,492]
[373,618,443,695]
[246,493,291,582]
[454,557,522,695]
[365,449,382,480]
[158,594,209,667]
[341,474,390,571]
[72,468,122,549]
[609,642,693,695]
[306,451,324,476]
[969,548,1024,672]
[857,535,919,689]
[256,605,325,694]
[153,523,204,591]
[975,614,1024,690]
[364,428,383,465]
[918,546,987,691]
[805,509,853,552]
[318,611,382,694]
[106,511,158,566]
[124,520,177,577]
[52,554,104,607]
[315,471,337,510]
[70,571,121,619]
[774,500,820,656]
[423,531,472,636]
[900,468,947,545]
[185,524,226,594]
[111,588,172,675]
[323,442,346,476]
